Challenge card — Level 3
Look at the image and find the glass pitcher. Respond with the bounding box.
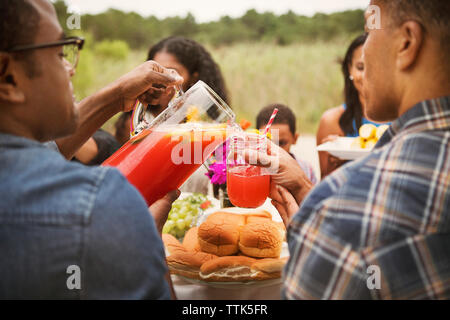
[103,80,236,205]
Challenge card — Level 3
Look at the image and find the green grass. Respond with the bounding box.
[73,42,347,135]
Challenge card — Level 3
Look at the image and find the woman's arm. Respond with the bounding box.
[316,106,346,179]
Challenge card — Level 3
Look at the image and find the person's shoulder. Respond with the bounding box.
[33,150,145,215]
[317,105,345,137]
[0,144,125,224]
[89,165,151,221]
[387,130,449,169]
[319,105,345,124]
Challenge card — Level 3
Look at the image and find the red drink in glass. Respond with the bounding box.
[103,123,227,205]
[227,165,270,208]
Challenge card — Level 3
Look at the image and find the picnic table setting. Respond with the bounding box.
[3,0,450,304]
[101,80,391,300]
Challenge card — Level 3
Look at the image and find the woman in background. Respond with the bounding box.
[316,34,389,179]
[147,36,229,116]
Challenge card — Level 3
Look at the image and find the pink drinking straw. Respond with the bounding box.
[263,108,279,136]
[255,107,278,153]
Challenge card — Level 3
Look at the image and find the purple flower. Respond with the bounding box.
[205,141,229,185]
[206,162,227,185]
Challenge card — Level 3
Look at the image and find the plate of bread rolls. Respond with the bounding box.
[163,209,289,288]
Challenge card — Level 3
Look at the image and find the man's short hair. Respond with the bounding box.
[0,0,40,77]
[376,0,450,56]
[256,104,297,136]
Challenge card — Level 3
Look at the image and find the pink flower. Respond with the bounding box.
[206,162,227,185]
[205,141,229,185]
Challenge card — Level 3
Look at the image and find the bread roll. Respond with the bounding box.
[275,221,287,241]
[198,213,245,256]
[199,256,256,282]
[246,216,271,224]
[244,209,272,220]
[205,211,246,226]
[162,233,186,256]
[249,257,288,280]
[239,221,283,258]
[166,251,217,279]
[182,227,201,252]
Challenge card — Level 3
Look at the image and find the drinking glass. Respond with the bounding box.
[226,132,271,208]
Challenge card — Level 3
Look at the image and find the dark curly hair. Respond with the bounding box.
[338,34,367,136]
[147,36,229,104]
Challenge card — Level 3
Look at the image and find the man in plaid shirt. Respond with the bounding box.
[247,0,449,299]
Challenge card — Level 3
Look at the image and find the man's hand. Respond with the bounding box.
[149,190,181,235]
[243,140,313,205]
[270,185,299,228]
[112,61,184,112]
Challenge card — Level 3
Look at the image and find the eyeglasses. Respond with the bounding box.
[5,37,84,70]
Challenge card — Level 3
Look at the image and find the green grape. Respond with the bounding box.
[162,224,170,234]
[164,220,175,232]
[178,208,188,219]
[166,193,212,238]
[172,202,181,209]
[176,219,186,230]
[184,214,193,227]
[170,212,179,221]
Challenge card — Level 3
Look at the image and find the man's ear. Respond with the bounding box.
[396,20,424,71]
[0,54,26,104]
[294,132,299,144]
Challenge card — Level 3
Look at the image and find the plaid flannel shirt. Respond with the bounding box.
[283,96,450,300]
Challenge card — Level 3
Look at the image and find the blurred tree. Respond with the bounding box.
[94,40,130,60]
[50,1,365,48]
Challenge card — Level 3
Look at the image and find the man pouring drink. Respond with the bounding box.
[1,0,449,301]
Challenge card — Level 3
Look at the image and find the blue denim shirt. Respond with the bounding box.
[0,133,170,299]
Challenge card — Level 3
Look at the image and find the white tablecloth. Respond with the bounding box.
[172,275,283,300]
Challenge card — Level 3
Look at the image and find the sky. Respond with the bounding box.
[63,0,368,22]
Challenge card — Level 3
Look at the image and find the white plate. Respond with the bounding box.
[316,137,371,160]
